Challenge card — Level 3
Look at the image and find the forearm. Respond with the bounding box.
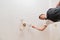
[37,25,47,31]
[56,1,60,7]
[32,25,47,31]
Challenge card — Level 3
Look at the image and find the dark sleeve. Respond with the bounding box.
[47,8,56,15]
[47,7,60,17]
[47,7,60,22]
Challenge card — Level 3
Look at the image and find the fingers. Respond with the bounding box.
[32,26,36,28]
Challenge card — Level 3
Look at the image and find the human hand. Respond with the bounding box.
[32,26,36,28]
